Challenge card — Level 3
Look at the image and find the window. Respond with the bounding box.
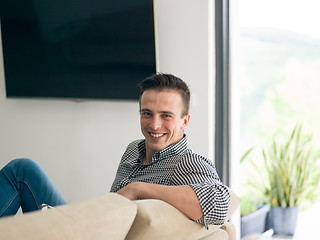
[235,0,320,237]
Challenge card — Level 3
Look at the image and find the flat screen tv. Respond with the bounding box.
[1,0,156,100]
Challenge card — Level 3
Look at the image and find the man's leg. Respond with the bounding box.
[0,158,66,217]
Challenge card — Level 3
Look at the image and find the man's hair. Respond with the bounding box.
[137,73,191,116]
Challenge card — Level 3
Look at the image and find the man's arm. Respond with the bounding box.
[116,182,203,221]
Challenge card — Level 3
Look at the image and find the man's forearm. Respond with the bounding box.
[116,182,203,221]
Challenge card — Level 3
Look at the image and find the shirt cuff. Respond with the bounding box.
[189,182,230,226]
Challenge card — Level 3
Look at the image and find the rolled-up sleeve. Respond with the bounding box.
[171,153,230,226]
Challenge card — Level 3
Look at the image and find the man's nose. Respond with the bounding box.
[150,116,162,130]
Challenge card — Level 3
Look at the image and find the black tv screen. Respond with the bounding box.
[1,0,156,100]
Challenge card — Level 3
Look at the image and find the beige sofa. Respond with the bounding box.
[0,188,240,240]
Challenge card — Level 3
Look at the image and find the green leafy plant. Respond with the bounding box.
[240,197,266,216]
[240,147,264,216]
[247,124,320,208]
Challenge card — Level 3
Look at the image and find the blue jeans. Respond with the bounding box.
[0,158,66,217]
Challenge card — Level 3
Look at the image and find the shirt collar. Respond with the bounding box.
[138,135,191,163]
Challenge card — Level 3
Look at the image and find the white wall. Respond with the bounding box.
[0,0,215,203]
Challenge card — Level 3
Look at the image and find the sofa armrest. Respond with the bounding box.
[221,222,236,240]
[199,222,235,240]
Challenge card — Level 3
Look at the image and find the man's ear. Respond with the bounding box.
[182,114,191,128]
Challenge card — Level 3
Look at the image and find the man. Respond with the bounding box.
[0,73,230,226]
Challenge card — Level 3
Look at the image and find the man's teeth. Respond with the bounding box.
[150,133,164,138]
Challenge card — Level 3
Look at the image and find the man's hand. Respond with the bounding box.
[116,182,203,221]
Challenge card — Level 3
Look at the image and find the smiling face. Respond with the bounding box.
[140,89,190,161]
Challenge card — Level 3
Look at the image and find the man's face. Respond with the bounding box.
[140,89,190,156]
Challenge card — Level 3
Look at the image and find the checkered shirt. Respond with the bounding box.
[110,135,230,226]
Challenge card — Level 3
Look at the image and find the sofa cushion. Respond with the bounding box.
[0,193,137,240]
[125,199,220,240]
[125,187,240,240]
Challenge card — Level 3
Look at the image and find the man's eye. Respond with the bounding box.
[142,112,152,116]
[163,114,172,118]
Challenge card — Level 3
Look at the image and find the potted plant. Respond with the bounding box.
[247,124,320,236]
[240,197,270,238]
[240,148,270,238]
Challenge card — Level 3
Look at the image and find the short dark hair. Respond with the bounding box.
[137,73,191,116]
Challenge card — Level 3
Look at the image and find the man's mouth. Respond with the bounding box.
[149,132,165,138]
